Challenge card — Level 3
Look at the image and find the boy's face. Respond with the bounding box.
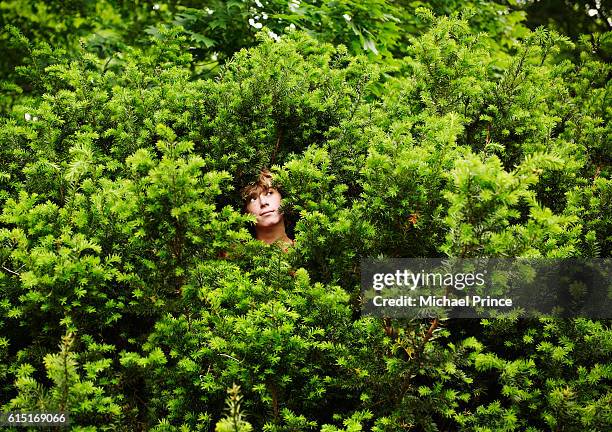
[245,187,284,227]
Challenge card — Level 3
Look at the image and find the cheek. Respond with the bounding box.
[246,203,258,215]
[273,212,284,224]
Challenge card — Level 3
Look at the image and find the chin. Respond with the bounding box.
[258,215,283,227]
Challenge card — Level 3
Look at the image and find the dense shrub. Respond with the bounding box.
[0,5,610,431]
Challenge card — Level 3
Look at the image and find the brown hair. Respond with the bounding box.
[241,169,274,206]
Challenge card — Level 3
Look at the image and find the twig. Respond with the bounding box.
[1,265,22,276]
[271,127,283,165]
[594,165,602,182]
[417,317,439,356]
[218,353,242,363]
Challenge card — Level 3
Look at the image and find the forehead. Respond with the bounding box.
[244,185,277,200]
[248,185,266,196]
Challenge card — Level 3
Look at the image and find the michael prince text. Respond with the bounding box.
[372,295,513,308]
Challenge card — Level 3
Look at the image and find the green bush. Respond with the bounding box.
[0,6,610,431]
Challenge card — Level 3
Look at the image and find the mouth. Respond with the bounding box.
[260,210,275,216]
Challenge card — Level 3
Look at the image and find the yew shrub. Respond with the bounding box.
[0,9,610,432]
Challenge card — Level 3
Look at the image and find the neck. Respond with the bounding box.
[255,221,291,245]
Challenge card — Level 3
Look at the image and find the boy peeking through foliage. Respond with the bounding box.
[242,169,294,248]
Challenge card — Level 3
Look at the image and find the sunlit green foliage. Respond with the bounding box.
[0,1,610,431]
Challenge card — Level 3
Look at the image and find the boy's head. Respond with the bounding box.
[242,169,284,228]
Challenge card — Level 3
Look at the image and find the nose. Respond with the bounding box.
[259,192,270,206]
